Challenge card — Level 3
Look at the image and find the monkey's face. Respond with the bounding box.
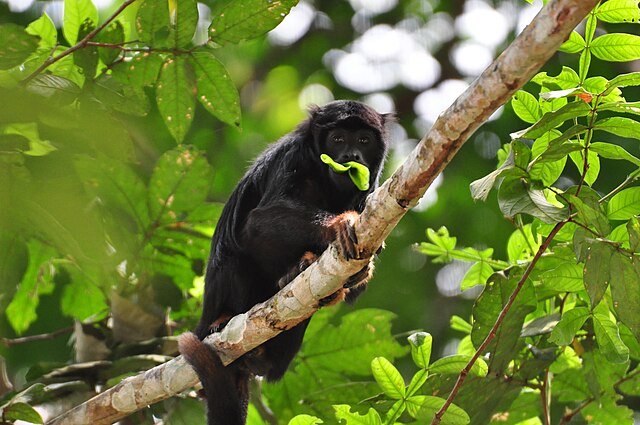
[321,125,381,190]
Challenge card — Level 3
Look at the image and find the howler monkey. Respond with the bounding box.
[179,100,391,425]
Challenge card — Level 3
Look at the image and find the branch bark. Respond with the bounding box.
[46,0,598,423]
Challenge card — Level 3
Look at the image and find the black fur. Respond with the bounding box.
[185,100,390,425]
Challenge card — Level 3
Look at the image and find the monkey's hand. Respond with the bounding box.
[327,211,364,260]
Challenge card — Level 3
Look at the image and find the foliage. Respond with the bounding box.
[1,0,639,424]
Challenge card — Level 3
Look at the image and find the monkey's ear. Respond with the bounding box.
[307,104,321,118]
[381,112,397,124]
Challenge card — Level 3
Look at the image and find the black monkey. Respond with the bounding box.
[179,100,391,425]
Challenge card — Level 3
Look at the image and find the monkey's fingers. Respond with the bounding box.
[318,288,346,307]
[344,259,374,288]
[277,251,318,289]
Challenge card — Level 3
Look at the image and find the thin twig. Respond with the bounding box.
[541,369,551,425]
[20,0,138,84]
[599,168,640,203]
[432,221,566,424]
[85,42,192,55]
[1,326,74,347]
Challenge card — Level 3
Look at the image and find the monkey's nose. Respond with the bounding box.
[342,152,361,162]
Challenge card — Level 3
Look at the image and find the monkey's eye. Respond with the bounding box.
[332,135,344,143]
[358,136,370,144]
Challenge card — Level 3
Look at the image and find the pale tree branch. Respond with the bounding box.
[46,0,599,424]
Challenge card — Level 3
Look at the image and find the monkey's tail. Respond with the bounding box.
[178,332,250,425]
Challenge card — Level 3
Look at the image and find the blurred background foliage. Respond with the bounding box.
[0,0,638,423]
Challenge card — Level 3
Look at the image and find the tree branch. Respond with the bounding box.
[45,0,599,423]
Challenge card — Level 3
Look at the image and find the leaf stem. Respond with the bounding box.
[20,0,138,84]
[431,220,566,424]
[599,168,640,203]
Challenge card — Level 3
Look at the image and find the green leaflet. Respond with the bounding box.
[320,153,371,191]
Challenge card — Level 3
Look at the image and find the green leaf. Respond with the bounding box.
[596,0,640,23]
[507,225,539,263]
[320,153,370,191]
[511,91,541,124]
[288,415,324,425]
[385,399,405,424]
[333,405,382,425]
[61,273,108,321]
[603,72,640,95]
[190,49,241,127]
[460,261,493,290]
[549,307,589,345]
[148,146,213,220]
[599,101,640,117]
[610,253,640,342]
[416,227,457,263]
[569,149,600,186]
[581,394,634,424]
[407,369,428,396]
[136,0,170,46]
[558,30,586,53]
[498,176,568,224]
[532,66,580,90]
[569,194,610,236]
[6,241,56,335]
[579,48,591,82]
[510,102,591,140]
[540,262,584,293]
[470,146,517,202]
[164,397,206,425]
[209,0,299,45]
[521,313,560,337]
[113,52,163,87]
[429,355,488,377]
[156,56,196,143]
[590,142,640,166]
[450,316,473,334]
[584,241,615,308]
[91,76,150,117]
[591,33,640,62]
[595,116,640,140]
[74,156,150,230]
[63,0,98,45]
[628,217,640,251]
[96,21,124,65]
[536,141,583,163]
[407,332,432,369]
[370,357,405,399]
[593,312,630,363]
[2,402,44,424]
[25,74,81,104]
[26,14,57,48]
[0,24,40,70]
[471,271,536,372]
[608,187,640,220]
[413,396,470,425]
[170,0,198,47]
[141,247,195,290]
[73,18,98,78]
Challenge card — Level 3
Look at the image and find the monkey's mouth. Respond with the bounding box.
[320,154,370,191]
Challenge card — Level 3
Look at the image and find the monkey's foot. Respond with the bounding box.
[277,251,318,289]
[240,346,270,376]
[344,258,374,289]
[208,313,232,334]
[318,289,346,307]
